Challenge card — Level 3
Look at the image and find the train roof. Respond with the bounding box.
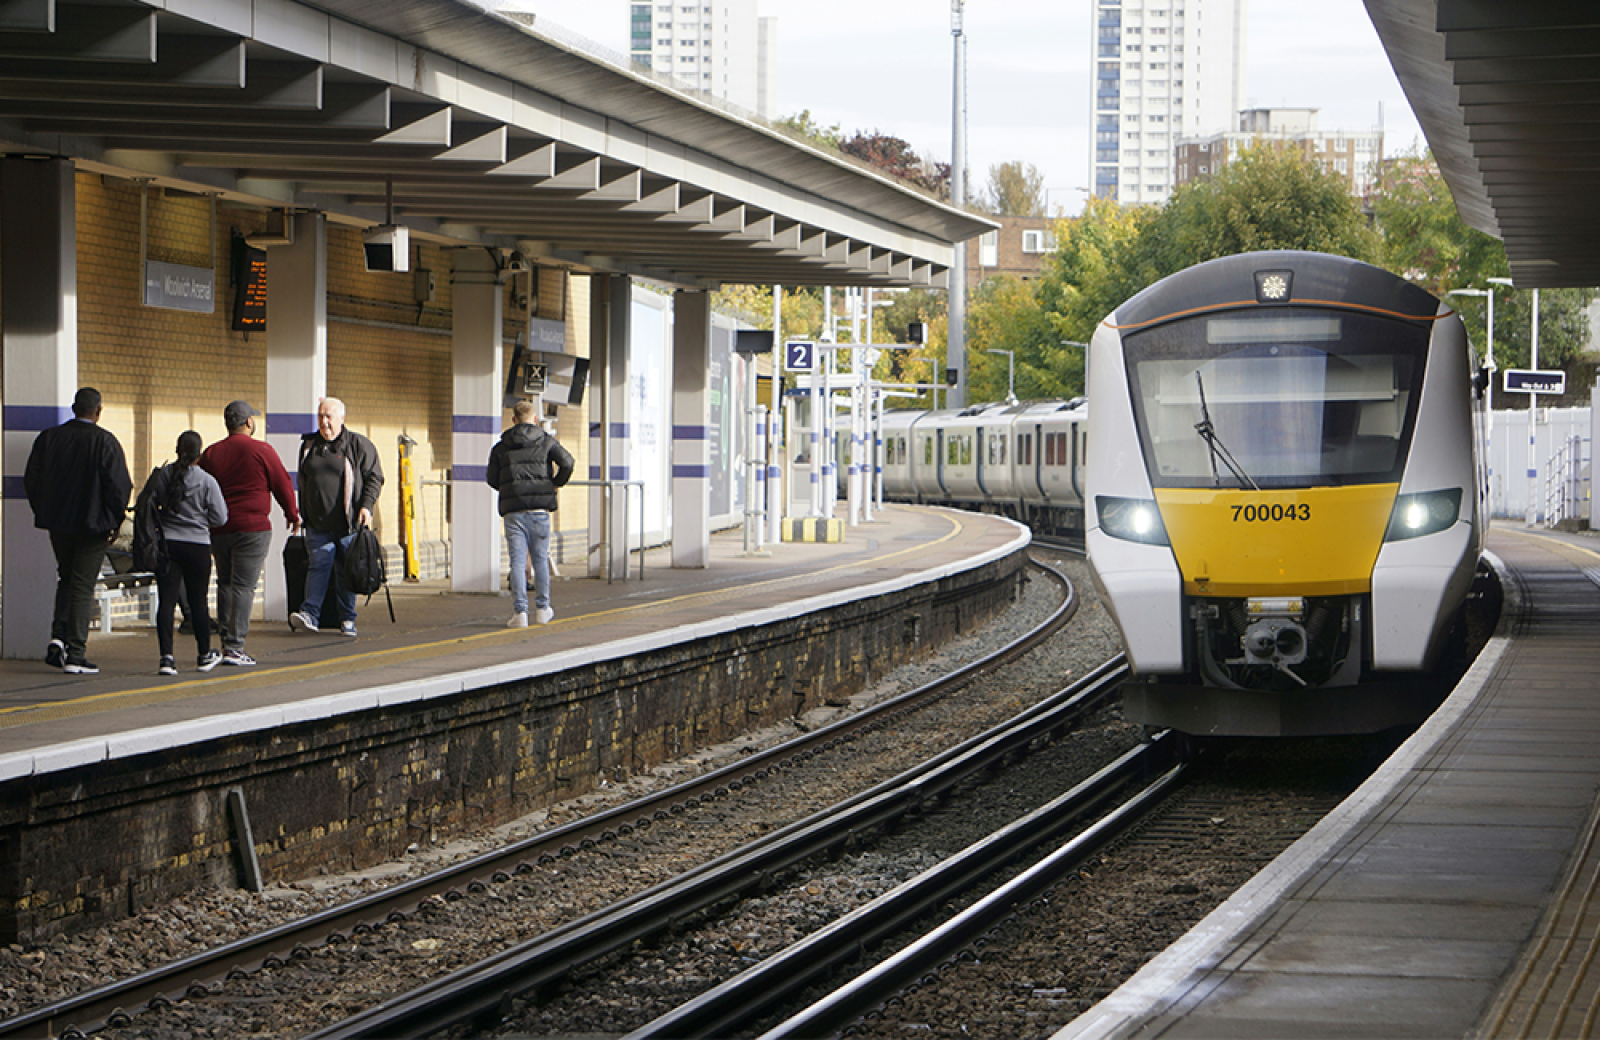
[1107,251,1443,334]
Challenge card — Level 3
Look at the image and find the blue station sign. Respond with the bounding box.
[1503,368,1566,395]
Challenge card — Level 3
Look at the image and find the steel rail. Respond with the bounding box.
[303,650,1129,1040]
[1,556,1076,1040]
[628,727,1175,1040]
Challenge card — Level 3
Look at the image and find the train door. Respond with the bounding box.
[975,427,989,495]
[1027,424,1045,500]
[935,428,948,497]
[1071,422,1087,500]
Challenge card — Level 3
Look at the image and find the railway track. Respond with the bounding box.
[1,557,1080,1040]
[306,655,1146,1040]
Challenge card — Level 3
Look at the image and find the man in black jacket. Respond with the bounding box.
[486,399,574,627]
[24,387,133,674]
[288,396,383,638]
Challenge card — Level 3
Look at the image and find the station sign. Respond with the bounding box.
[1504,368,1566,395]
[785,340,816,373]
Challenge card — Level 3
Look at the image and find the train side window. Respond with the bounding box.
[1019,434,1031,465]
[962,436,973,466]
[923,436,934,466]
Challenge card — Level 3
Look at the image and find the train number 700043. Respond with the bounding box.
[1230,503,1311,522]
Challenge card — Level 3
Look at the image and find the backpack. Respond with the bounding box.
[343,523,386,596]
[131,465,173,573]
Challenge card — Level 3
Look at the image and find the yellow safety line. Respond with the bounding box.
[1,507,968,728]
[1499,526,1600,564]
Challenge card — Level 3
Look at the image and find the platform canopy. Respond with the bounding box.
[0,0,993,289]
[1368,0,1600,288]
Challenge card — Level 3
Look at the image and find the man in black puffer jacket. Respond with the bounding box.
[486,399,574,628]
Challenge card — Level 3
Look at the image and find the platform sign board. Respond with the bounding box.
[1504,368,1566,395]
[785,340,816,373]
[144,259,215,313]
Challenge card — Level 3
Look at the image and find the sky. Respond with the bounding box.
[495,1,1427,217]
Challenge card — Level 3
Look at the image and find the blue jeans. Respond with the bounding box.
[301,528,357,626]
[504,510,551,615]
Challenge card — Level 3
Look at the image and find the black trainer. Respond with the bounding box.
[45,639,65,669]
[63,657,99,675]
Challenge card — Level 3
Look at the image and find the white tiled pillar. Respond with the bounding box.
[1,157,78,659]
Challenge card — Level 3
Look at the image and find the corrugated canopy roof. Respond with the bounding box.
[0,0,995,289]
[1368,0,1600,287]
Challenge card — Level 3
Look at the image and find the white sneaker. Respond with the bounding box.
[507,612,528,628]
[534,607,554,625]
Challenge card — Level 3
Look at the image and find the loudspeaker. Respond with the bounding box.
[363,225,409,272]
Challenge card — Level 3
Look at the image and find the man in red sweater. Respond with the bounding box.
[200,400,300,666]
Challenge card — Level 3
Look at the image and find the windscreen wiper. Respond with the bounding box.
[1194,371,1259,490]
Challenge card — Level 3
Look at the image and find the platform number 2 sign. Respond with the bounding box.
[785,341,816,373]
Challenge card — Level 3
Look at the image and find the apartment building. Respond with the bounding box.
[1175,108,1385,196]
[1092,0,1247,206]
[630,1,778,119]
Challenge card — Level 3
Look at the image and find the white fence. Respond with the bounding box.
[1486,393,1595,527]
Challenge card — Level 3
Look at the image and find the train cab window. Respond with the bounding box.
[1122,311,1427,488]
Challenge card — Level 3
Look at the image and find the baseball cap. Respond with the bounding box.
[224,399,260,428]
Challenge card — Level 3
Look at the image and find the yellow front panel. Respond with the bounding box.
[1154,485,1399,597]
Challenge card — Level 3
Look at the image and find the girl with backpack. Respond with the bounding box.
[148,430,228,674]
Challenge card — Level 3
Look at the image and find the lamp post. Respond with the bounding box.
[1488,276,1541,525]
[1447,286,1495,516]
[948,0,967,409]
[985,348,1016,404]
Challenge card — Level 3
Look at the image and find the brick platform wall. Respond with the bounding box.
[0,550,1025,943]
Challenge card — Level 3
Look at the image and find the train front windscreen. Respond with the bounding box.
[1122,310,1433,490]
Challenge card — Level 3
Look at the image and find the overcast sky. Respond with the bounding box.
[496,1,1426,216]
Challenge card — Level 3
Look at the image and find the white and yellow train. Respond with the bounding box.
[1084,250,1486,736]
[837,251,1484,736]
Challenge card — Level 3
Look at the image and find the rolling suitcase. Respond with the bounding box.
[282,534,340,630]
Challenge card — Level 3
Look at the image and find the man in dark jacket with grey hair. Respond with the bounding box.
[486,399,574,628]
[24,386,133,674]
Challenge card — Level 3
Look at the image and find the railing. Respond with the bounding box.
[568,479,646,582]
[1543,434,1589,529]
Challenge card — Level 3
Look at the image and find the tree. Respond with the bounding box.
[961,149,1381,404]
[840,130,949,197]
[980,161,1046,217]
[1370,150,1594,394]
[1151,144,1380,272]
[773,110,843,151]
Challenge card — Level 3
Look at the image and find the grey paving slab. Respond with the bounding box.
[0,506,1026,766]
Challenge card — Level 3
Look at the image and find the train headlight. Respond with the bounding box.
[1385,488,1463,541]
[1097,496,1170,546]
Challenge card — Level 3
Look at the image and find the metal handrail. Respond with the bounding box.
[1543,435,1587,529]
[567,479,646,582]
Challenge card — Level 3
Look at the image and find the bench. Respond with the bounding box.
[95,549,157,633]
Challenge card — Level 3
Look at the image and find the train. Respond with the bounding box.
[835,399,1090,536]
[841,250,1487,738]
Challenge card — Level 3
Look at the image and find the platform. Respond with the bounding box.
[1059,522,1600,1039]
[0,504,1025,777]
